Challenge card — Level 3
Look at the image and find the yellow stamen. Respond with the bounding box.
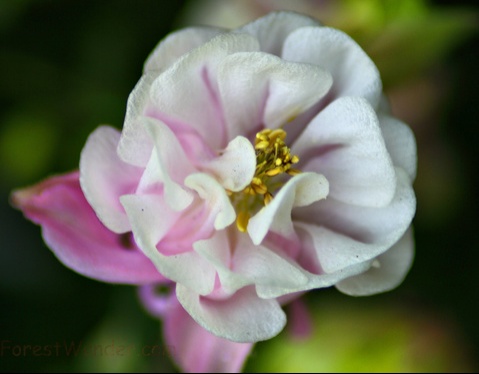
[230,127,302,232]
[236,211,250,232]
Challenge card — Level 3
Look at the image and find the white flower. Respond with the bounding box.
[18,12,417,347]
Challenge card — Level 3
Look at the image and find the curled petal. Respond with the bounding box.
[236,11,319,56]
[11,172,163,284]
[218,51,332,139]
[294,168,416,273]
[293,96,396,208]
[194,229,308,295]
[144,117,195,211]
[247,172,329,245]
[149,33,260,150]
[164,296,253,373]
[121,194,216,296]
[336,228,415,296]
[201,136,256,192]
[80,126,143,233]
[185,173,236,230]
[176,284,286,343]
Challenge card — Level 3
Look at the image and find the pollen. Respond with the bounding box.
[231,128,301,232]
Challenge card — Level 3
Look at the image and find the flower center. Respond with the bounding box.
[229,128,300,232]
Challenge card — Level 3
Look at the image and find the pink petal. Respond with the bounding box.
[80,126,144,233]
[164,296,253,373]
[149,33,260,150]
[11,172,164,284]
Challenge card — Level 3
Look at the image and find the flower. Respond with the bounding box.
[11,11,416,373]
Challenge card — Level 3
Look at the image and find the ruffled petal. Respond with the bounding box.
[118,73,156,167]
[144,27,224,74]
[121,194,216,296]
[194,229,308,295]
[293,96,396,207]
[184,173,236,230]
[149,33,260,150]
[282,27,382,108]
[336,228,415,296]
[201,136,256,192]
[218,51,332,139]
[80,126,143,233]
[247,172,329,245]
[176,284,286,343]
[236,11,319,56]
[293,168,416,273]
[11,172,163,284]
[164,296,253,373]
[144,117,195,211]
[379,113,417,181]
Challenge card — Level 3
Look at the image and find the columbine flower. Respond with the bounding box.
[11,11,416,373]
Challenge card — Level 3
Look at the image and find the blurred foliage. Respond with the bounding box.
[247,296,476,372]
[1,0,478,373]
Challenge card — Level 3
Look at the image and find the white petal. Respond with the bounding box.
[236,11,319,56]
[144,117,194,211]
[118,73,156,167]
[282,27,382,108]
[79,126,143,233]
[144,27,223,74]
[194,229,308,295]
[293,96,396,207]
[201,136,256,192]
[185,173,236,230]
[379,113,417,181]
[293,168,416,273]
[176,284,286,343]
[218,52,332,139]
[121,194,216,296]
[336,227,415,296]
[149,33,260,150]
[248,172,329,245]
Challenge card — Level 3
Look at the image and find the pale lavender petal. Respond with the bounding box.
[194,229,308,295]
[144,27,224,74]
[236,11,319,56]
[294,168,416,273]
[118,73,156,167]
[121,194,217,296]
[137,283,175,318]
[336,228,415,296]
[149,33,260,150]
[287,298,313,339]
[164,296,253,373]
[200,136,256,192]
[80,126,143,233]
[293,96,396,208]
[379,113,417,181]
[247,172,329,245]
[11,172,164,284]
[218,51,332,139]
[283,27,382,108]
[176,284,286,343]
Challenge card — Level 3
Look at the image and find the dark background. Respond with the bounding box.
[1,0,478,372]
